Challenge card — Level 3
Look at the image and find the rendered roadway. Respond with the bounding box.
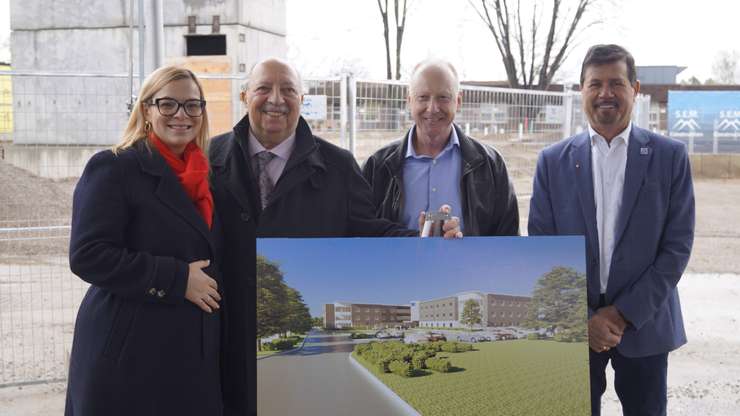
[257,329,411,416]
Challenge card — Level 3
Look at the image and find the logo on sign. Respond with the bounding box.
[671,110,703,138]
[717,110,740,131]
[715,110,740,137]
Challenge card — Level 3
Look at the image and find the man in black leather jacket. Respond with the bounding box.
[362,59,519,236]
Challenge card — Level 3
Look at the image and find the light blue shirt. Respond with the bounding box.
[401,126,464,232]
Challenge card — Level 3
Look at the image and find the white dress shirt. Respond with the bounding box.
[590,123,631,294]
[247,130,296,186]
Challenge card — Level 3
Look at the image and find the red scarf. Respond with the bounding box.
[149,132,214,229]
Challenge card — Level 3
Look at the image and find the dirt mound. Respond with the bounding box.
[0,160,74,256]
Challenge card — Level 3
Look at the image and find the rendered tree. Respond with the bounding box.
[461,299,483,329]
[311,316,324,328]
[256,256,289,348]
[468,0,598,89]
[284,287,312,335]
[256,256,312,348]
[524,266,587,341]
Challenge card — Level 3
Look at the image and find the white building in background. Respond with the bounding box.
[418,291,531,329]
[6,0,286,176]
[409,300,420,322]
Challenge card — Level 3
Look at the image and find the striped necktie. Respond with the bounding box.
[253,151,277,209]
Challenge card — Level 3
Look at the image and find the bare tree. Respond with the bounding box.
[377,0,411,80]
[376,0,393,79]
[468,0,598,89]
[712,50,739,84]
[394,0,409,80]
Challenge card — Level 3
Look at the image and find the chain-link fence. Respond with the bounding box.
[0,70,656,387]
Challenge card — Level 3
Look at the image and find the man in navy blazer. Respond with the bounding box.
[529,44,694,416]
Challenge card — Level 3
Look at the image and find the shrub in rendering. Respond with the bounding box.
[411,352,428,369]
[426,357,452,373]
[425,341,444,352]
[389,360,414,377]
[355,343,371,355]
[440,341,473,353]
[376,356,393,373]
[265,338,295,351]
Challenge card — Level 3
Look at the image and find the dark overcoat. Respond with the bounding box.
[209,115,414,416]
[65,141,224,416]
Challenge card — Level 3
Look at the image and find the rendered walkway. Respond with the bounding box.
[257,330,410,416]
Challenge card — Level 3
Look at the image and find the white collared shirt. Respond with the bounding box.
[590,123,631,294]
[247,130,296,185]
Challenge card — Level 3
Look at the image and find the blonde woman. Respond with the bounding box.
[65,66,225,415]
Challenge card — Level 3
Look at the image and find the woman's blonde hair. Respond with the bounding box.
[113,66,210,154]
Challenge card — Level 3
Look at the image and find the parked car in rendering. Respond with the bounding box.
[388,329,404,338]
[375,331,392,339]
[457,332,491,343]
[427,332,447,342]
[403,333,430,344]
[460,334,476,342]
[495,331,516,340]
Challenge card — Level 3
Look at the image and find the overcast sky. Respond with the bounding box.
[1,0,738,83]
[285,0,740,83]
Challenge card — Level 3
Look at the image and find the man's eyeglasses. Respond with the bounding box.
[149,98,206,117]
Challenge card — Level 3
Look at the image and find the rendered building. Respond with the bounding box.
[323,302,411,329]
[418,291,531,328]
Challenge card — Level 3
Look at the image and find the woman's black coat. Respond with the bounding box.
[65,142,224,416]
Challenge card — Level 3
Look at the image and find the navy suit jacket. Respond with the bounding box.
[528,125,694,358]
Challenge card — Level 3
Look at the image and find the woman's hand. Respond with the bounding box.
[185,260,221,313]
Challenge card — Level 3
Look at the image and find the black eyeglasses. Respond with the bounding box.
[149,97,206,117]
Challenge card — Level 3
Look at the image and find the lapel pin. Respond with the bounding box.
[640,147,649,155]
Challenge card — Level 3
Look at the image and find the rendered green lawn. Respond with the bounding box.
[354,340,589,416]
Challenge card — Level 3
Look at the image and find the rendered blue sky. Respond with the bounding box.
[257,236,585,317]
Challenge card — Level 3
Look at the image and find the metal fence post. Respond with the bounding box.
[340,75,348,149]
[562,91,573,139]
[348,76,357,155]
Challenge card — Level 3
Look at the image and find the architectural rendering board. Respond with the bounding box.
[257,236,589,416]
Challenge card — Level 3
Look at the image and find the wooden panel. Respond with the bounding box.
[166,56,235,137]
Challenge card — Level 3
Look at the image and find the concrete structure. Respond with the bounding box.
[418,291,531,328]
[636,66,686,85]
[323,302,411,330]
[11,0,286,78]
[6,0,286,177]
